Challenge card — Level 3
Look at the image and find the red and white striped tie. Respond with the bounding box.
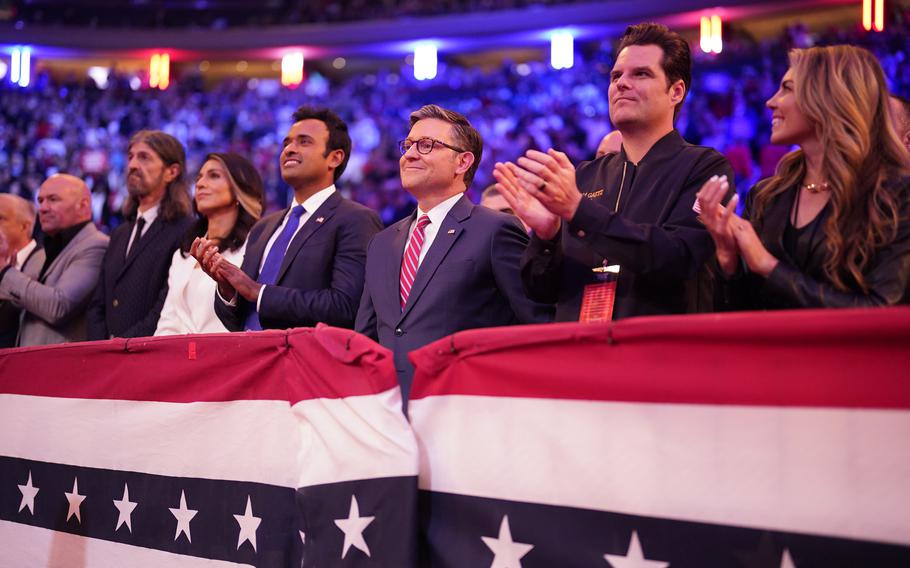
[400,214,431,310]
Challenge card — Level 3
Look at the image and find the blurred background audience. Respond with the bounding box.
[2,15,908,231]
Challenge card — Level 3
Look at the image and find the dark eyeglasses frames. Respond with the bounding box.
[398,137,466,155]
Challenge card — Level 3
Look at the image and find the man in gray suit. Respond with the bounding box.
[0,174,109,346]
[356,105,553,407]
[0,194,42,347]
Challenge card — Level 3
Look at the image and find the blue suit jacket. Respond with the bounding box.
[215,191,382,331]
[356,194,553,401]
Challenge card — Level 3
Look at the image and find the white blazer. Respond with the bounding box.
[154,242,246,336]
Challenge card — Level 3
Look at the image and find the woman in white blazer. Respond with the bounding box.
[155,152,264,335]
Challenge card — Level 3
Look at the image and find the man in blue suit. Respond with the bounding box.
[356,104,553,405]
[194,106,382,330]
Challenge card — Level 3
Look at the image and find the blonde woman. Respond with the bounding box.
[698,45,910,309]
[155,153,264,335]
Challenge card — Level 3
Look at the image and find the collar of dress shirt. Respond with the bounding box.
[296,185,336,217]
[136,202,160,230]
[15,239,38,268]
[416,192,464,228]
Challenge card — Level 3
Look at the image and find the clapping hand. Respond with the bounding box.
[695,176,779,278]
[493,161,561,240]
[695,175,739,276]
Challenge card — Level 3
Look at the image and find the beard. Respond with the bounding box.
[126,174,146,197]
[127,171,163,198]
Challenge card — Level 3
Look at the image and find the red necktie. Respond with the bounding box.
[400,214,431,310]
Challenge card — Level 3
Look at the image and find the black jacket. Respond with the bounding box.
[88,214,193,339]
[718,177,910,310]
[522,130,734,320]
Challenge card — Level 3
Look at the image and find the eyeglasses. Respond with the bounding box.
[398,137,466,156]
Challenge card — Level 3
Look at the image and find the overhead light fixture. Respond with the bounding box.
[863,0,885,32]
[149,53,170,90]
[700,15,723,54]
[550,31,574,70]
[10,47,31,87]
[88,66,110,89]
[281,52,304,88]
[414,43,437,81]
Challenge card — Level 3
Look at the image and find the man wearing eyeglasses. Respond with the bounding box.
[356,104,553,408]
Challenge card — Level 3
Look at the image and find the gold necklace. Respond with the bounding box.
[801,182,830,193]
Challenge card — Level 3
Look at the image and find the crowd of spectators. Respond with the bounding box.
[2,15,909,232]
[5,0,583,28]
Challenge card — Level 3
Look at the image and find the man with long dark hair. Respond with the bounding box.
[87,130,193,339]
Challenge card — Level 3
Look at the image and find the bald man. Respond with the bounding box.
[0,174,109,346]
[596,130,623,158]
[0,194,41,347]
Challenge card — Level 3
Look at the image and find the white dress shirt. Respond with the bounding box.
[254,185,336,309]
[407,192,464,268]
[15,239,38,269]
[127,203,160,256]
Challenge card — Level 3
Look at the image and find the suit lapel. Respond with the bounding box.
[118,218,163,279]
[109,224,130,281]
[244,211,285,279]
[398,195,471,323]
[21,246,43,276]
[275,191,340,284]
[43,224,94,281]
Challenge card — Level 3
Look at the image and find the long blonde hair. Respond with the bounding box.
[752,45,910,291]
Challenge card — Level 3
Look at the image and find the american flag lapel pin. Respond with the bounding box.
[316,216,325,223]
[447,229,455,234]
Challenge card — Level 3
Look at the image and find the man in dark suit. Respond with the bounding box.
[192,106,381,330]
[0,194,42,347]
[356,104,553,405]
[88,130,193,339]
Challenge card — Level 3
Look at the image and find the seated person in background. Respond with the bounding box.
[155,153,264,335]
[889,94,910,155]
[0,174,109,346]
[0,194,41,348]
[595,130,623,158]
[479,184,530,233]
[698,45,910,309]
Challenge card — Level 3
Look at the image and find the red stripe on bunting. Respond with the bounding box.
[0,325,397,404]
[409,307,910,409]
